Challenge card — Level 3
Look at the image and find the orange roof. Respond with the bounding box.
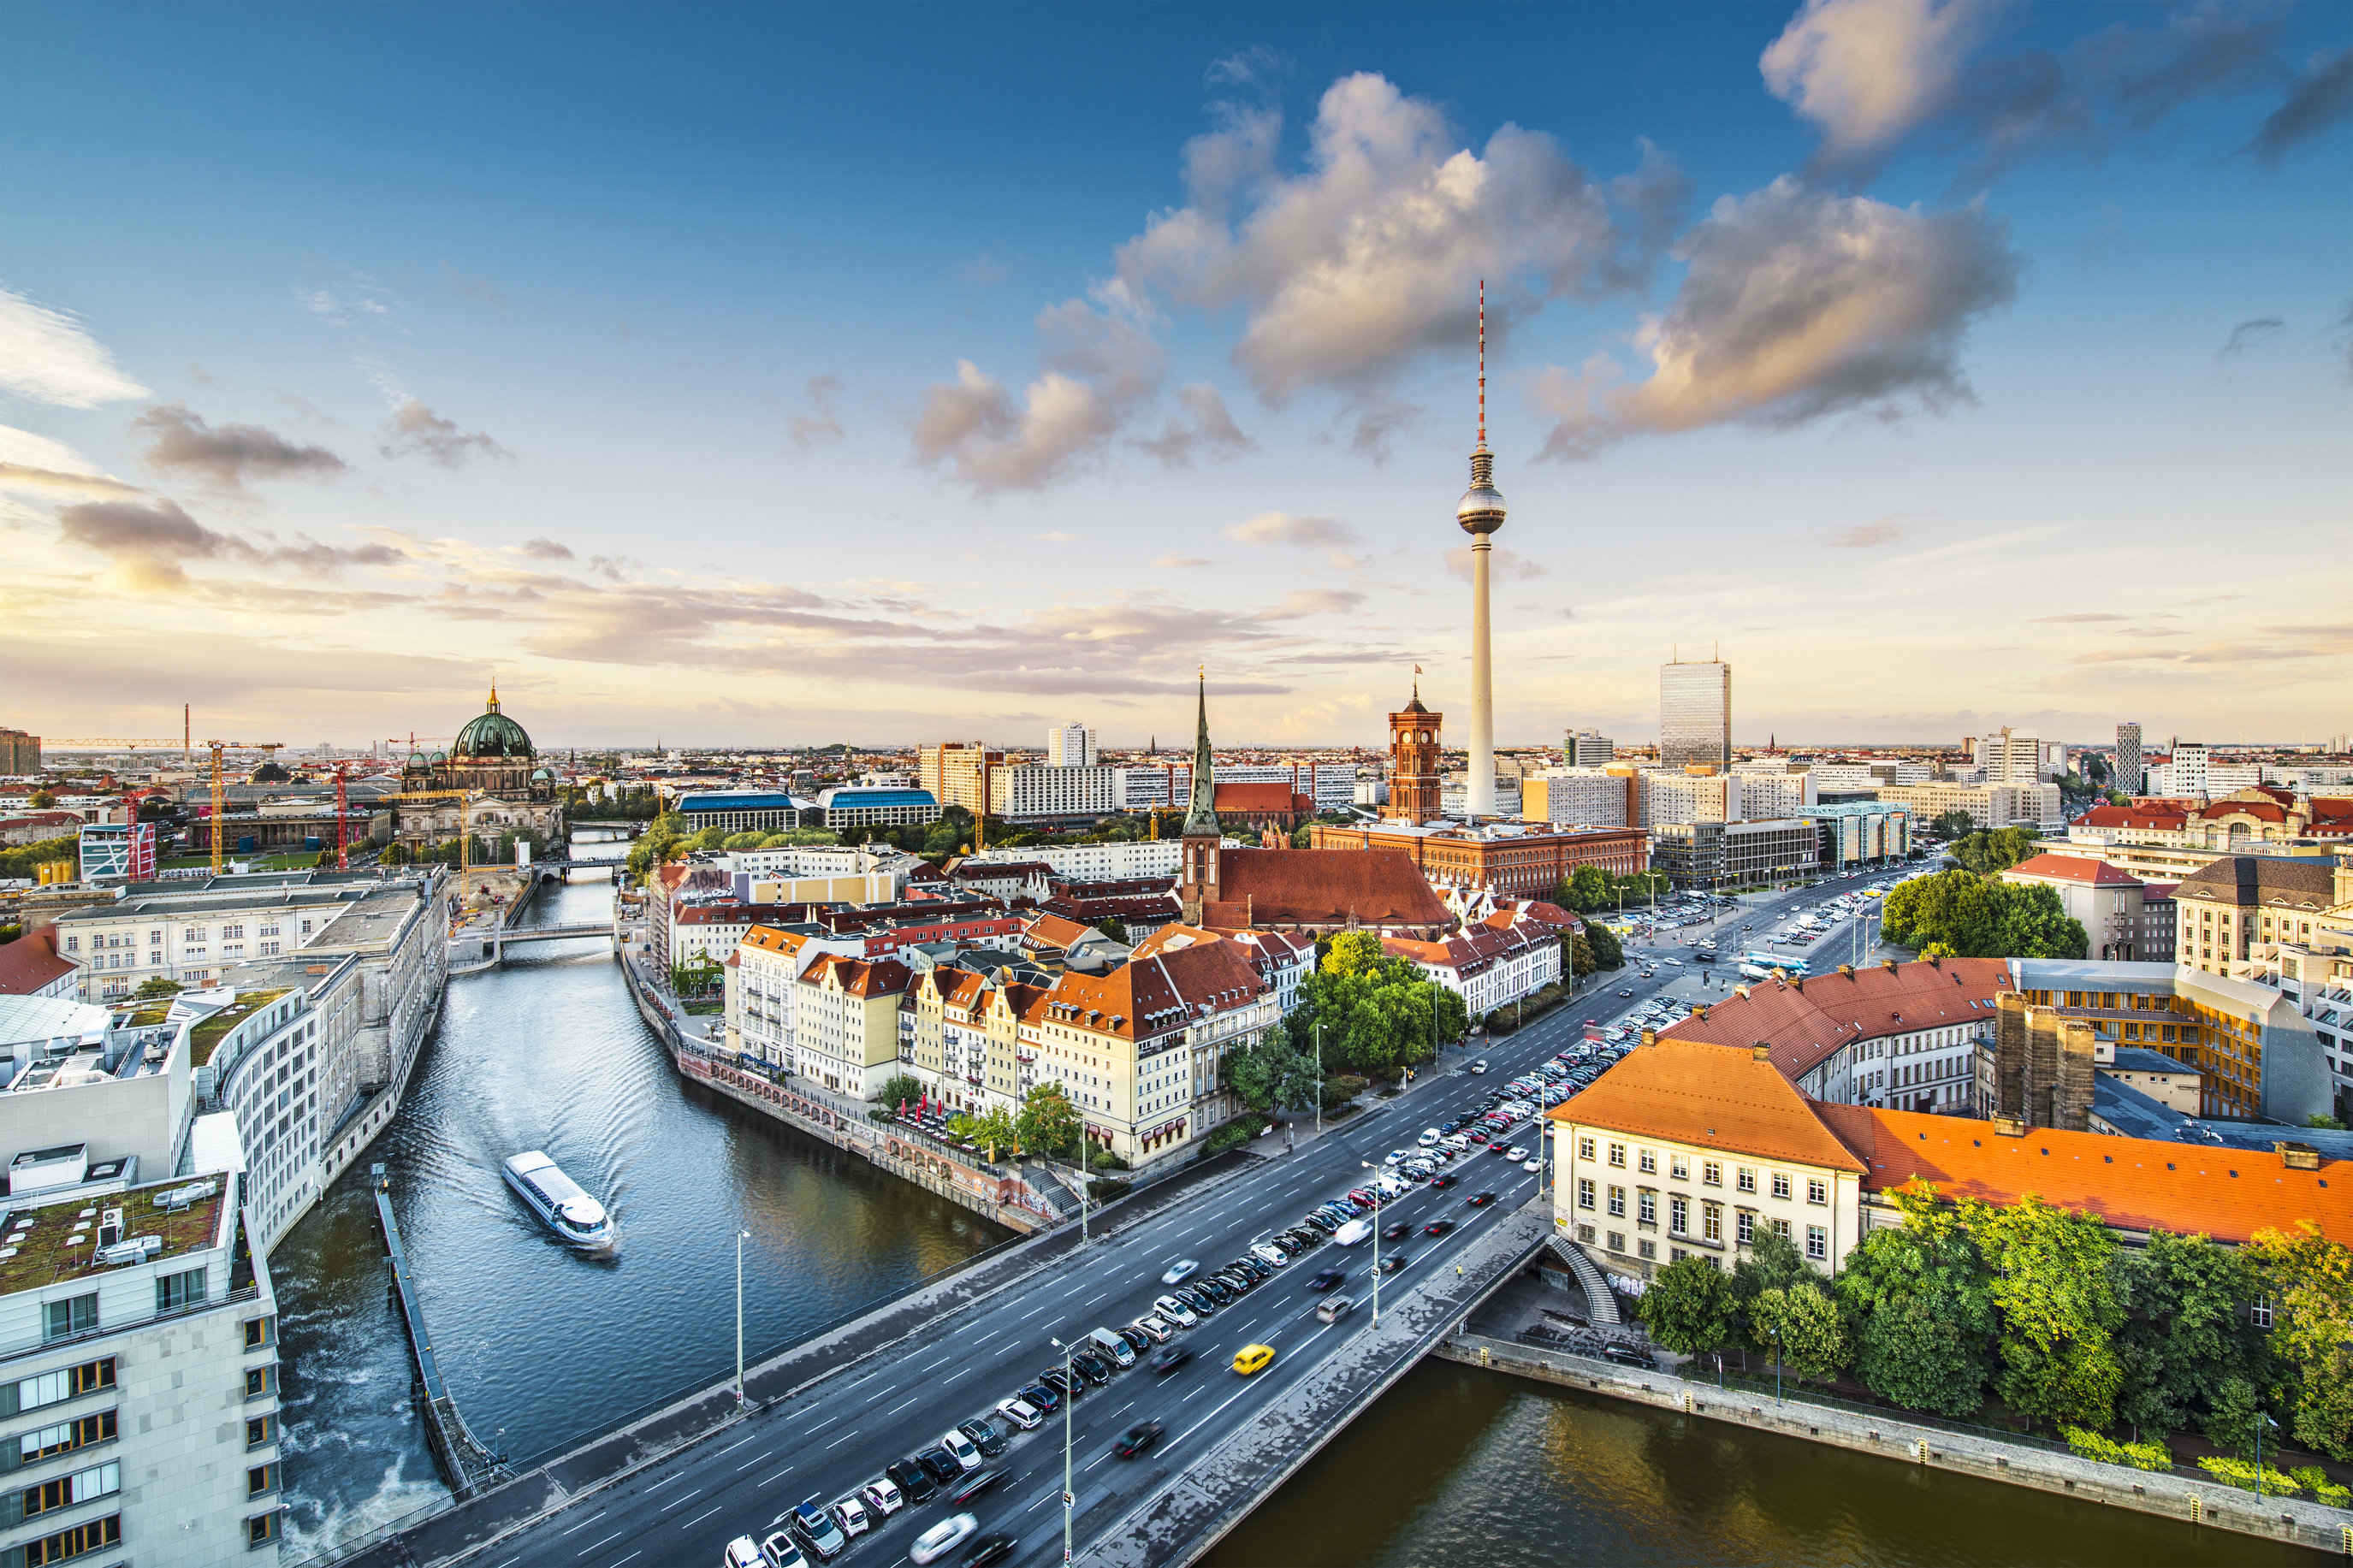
[1815,1104,2352,1245]
[1203,847,1451,931]
[803,954,910,998]
[1021,911,1095,950]
[739,926,809,956]
[1040,935,1266,1042]
[1547,1038,1867,1174]
[2078,804,2187,831]
[1212,781,1307,814]
[1662,958,2011,1080]
[2006,853,2142,887]
[0,927,74,996]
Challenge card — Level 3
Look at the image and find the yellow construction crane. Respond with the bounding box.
[387,789,489,915]
[205,741,286,873]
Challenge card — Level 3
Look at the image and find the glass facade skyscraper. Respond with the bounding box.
[2115,722,2143,795]
[1659,660,1731,769]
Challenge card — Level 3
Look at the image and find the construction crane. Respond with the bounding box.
[386,789,491,915]
[205,741,286,874]
[44,737,185,750]
[331,762,352,870]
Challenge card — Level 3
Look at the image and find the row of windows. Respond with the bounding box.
[0,1361,112,1420]
[15,1510,119,1565]
[16,1459,120,1523]
[1578,1138,1826,1205]
[10,1411,115,1470]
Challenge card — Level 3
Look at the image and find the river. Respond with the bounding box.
[271,839,2326,1567]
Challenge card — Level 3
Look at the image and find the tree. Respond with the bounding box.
[27,790,56,809]
[2204,1375,2266,1458]
[1560,864,1611,914]
[1730,1229,1811,1357]
[1929,809,1976,837]
[669,954,723,997]
[957,1107,1018,1163]
[1585,921,1624,971]
[1566,932,1597,978]
[723,830,767,849]
[1752,1283,1846,1383]
[1096,916,1129,945]
[131,977,185,1001]
[1834,1181,1995,1417]
[1322,932,1387,978]
[1016,1084,1084,1164]
[1881,870,2086,960]
[876,1072,926,1111]
[2243,1222,2353,1460]
[1970,1196,2126,1431]
[1638,1257,1737,1359]
[2113,1229,2269,1441]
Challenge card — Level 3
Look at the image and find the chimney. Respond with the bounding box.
[1791,977,1804,993]
[1882,957,1899,973]
[2276,1141,2322,1171]
[1734,985,1751,999]
[1693,1004,1710,1022]
[1838,964,1854,977]
[1992,1116,2028,1137]
[1751,1042,1772,1062]
[1927,954,1941,968]
[1640,1028,1657,1047]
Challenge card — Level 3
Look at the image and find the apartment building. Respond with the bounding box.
[2172,856,2339,978]
[961,840,1182,882]
[0,1156,284,1567]
[790,956,911,1098]
[1380,902,1569,1021]
[2000,853,2175,962]
[1564,729,1615,766]
[725,925,821,1070]
[989,765,1117,820]
[1801,802,1911,871]
[1306,820,1647,902]
[2115,722,2144,795]
[1046,724,1097,767]
[918,743,1003,814]
[1520,768,1634,828]
[1872,780,2062,833]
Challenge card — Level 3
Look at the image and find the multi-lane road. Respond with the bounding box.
[470,867,1919,1568]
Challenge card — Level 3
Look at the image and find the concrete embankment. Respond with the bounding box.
[1437,1333,2353,1559]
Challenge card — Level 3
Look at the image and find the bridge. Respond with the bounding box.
[447,922,614,973]
[310,994,1599,1568]
[372,1164,513,1500]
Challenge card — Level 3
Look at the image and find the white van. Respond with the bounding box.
[1418,1127,1442,1146]
[1332,1216,1372,1246]
[1088,1327,1137,1368]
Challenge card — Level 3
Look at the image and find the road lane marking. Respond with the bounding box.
[885,1394,920,1415]
[759,1467,793,1486]
[560,1513,607,1535]
[680,1503,725,1529]
[577,1529,625,1554]
[711,1433,756,1458]
[658,1490,703,1513]
[608,1554,642,1567]
[826,1431,857,1448]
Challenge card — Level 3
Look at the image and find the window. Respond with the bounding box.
[248,1511,281,1547]
[1806,1224,1828,1261]
[1806,1179,1828,1206]
[1668,1156,1689,1181]
[1577,1223,1595,1244]
[244,1365,276,1400]
[1702,1161,1722,1187]
[1578,1137,1595,1162]
[157,1267,208,1314]
[1668,1195,1688,1234]
[1578,1178,1596,1211]
[1638,1190,1657,1227]
[1703,1204,1722,1244]
[1637,1239,1657,1260]
[1607,1185,1625,1218]
[1607,1142,1625,1168]
[247,1461,278,1498]
[3,1359,113,1417]
[244,1315,276,1351]
[15,1411,116,1467]
[21,1512,119,1565]
[2249,1299,2273,1331]
[41,1296,96,1344]
[21,1459,119,1519]
[246,1414,276,1449]
[1605,1230,1626,1254]
[1736,1210,1755,1246]
[1638,1148,1657,1175]
[1770,1173,1792,1202]
[1770,1217,1791,1240]
[1736,1167,1756,1194]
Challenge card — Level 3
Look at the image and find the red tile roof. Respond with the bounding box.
[1202,847,1451,931]
[2006,853,2143,887]
[1661,958,2012,1081]
[1546,1038,1868,1174]
[1040,934,1266,1042]
[1212,781,1305,814]
[0,928,75,996]
[1815,1104,2351,1245]
[2078,804,2187,831]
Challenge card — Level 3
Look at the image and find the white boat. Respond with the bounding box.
[501,1151,613,1248]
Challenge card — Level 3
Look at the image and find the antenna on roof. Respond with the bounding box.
[1477,280,1487,452]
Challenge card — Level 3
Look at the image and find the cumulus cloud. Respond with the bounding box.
[913,299,1163,493]
[520,537,574,560]
[2217,317,2285,359]
[1227,512,1353,548]
[1536,178,2018,456]
[133,404,346,489]
[1133,383,1254,466]
[1258,589,1364,619]
[1761,0,2000,164]
[790,374,845,451]
[0,463,148,503]
[1828,520,1906,547]
[379,400,510,467]
[56,496,401,588]
[1115,73,1687,405]
[0,284,149,408]
[2251,47,2353,163]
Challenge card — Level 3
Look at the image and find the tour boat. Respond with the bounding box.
[501,1151,613,1249]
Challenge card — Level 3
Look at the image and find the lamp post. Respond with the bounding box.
[1770,1323,1782,1404]
[734,1228,750,1408]
[1050,1335,1075,1564]
[1361,1160,1382,1328]
[1313,1021,1324,1140]
[2253,1408,2276,1496]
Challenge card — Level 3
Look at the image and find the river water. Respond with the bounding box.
[270,839,1011,1559]
[273,838,2326,1566]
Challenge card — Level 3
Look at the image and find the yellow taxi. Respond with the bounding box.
[1231,1343,1276,1376]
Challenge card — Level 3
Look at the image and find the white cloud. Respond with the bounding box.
[911,299,1164,494]
[1760,0,2001,163]
[0,284,149,408]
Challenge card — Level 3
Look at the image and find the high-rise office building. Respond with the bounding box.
[1564,729,1615,766]
[0,727,39,776]
[2115,722,2143,795]
[1046,723,1096,767]
[1977,726,2046,785]
[2170,742,2209,798]
[1658,659,1731,770]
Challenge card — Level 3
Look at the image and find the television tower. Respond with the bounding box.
[1456,281,1507,819]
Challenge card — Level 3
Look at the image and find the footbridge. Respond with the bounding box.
[372,1164,513,1500]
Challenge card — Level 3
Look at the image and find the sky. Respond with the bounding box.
[3,0,2350,753]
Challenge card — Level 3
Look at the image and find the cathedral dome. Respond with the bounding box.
[452,683,533,760]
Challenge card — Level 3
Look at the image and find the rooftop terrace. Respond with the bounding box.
[0,1173,227,1296]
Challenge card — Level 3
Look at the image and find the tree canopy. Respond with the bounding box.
[1881,870,2087,959]
[1947,826,2045,875]
[1016,1083,1084,1162]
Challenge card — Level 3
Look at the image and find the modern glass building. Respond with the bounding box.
[1658,659,1731,769]
[2115,721,2143,795]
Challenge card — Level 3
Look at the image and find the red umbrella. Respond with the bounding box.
[897,1098,906,1120]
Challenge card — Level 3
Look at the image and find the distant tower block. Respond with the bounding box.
[1455,281,1507,819]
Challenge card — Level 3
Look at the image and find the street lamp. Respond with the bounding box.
[1360,1161,1382,1328]
[1313,1021,1324,1140]
[2253,1408,2277,1496]
[1049,1335,1076,1565]
[735,1228,751,1408]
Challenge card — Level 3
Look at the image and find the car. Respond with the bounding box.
[1524,1158,1543,1174]
[1467,1130,1491,1145]
[1663,958,1683,967]
[1114,1419,1165,1459]
[886,1457,939,1503]
[910,1513,978,1565]
[958,1417,1008,1458]
[1601,1343,1659,1370]
[1195,1278,1235,1307]
[1467,1191,1497,1207]
[1307,1266,1345,1292]
[1419,1127,1442,1146]
[1020,1381,1060,1412]
[1469,1060,1488,1074]
[994,1396,1043,1430]
[858,1476,904,1518]
[1127,1316,1171,1345]
[1154,1294,1199,1327]
[917,1445,964,1483]
[1316,1293,1356,1324]
[958,1534,1018,1568]
[1382,1221,1413,1241]
[1431,1172,1458,1189]
[1423,1219,1455,1236]
[1379,1253,1408,1274]
[1301,1212,1337,1234]
[1504,1145,1528,1161]
[725,1537,764,1568]
[1038,1368,1081,1402]
[1151,1344,1193,1376]
[946,1469,1003,1506]
[831,1497,870,1540]
[939,1427,984,1470]
[1162,1258,1199,1285]
[1384,1149,1410,1165]
[758,1531,809,1568]
[1251,1241,1289,1268]
[1176,1287,1216,1315]
[1491,1141,1517,1157]
[1232,1343,1276,1376]
[789,1503,845,1561]
[1070,1351,1111,1385]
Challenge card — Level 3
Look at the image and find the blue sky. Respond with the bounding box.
[3,0,2349,750]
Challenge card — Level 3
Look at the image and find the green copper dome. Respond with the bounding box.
[453,683,533,759]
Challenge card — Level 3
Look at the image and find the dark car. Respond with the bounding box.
[947,1469,1004,1506]
[958,1417,1008,1458]
[1601,1344,1659,1370]
[1039,1367,1082,1401]
[1379,1253,1408,1274]
[1114,1420,1165,1459]
[1176,1287,1215,1315]
[1197,1278,1235,1307]
[886,1457,939,1503]
[1383,1222,1413,1241]
[917,1445,963,1483]
[1070,1351,1111,1385]
[1307,1267,1345,1293]
[1423,1219,1456,1236]
[1021,1381,1060,1412]
[1117,1326,1153,1356]
[1151,1346,1192,1376]
[1301,1212,1337,1234]
[1431,1173,1458,1190]
[1467,1191,1497,1207]
[959,1535,1018,1568]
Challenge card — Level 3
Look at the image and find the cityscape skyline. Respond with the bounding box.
[4,3,2350,746]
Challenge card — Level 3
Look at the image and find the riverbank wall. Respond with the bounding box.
[1435,1332,2353,1559]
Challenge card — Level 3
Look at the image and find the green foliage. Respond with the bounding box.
[1321,1074,1367,1111]
[723,830,768,849]
[1554,866,1670,914]
[876,1073,927,1111]
[1584,920,1624,970]
[1881,869,2087,959]
[2060,1425,2172,1471]
[1751,1283,1847,1382]
[1016,1083,1084,1163]
[2196,1456,2299,1495]
[1566,932,1597,977]
[1221,1023,1322,1114]
[1637,1257,1737,1358]
[131,977,184,1000]
[1730,1230,1812,1355]
[1200,1120,1256,1157]
[669,955,723,997]
[2105,790,2131,807]
[1096,915,1129,945]
[1834,1182,1996,1417]
[1929,809,1977,837]
[1970,1196,2126,1431]
[1948,825,2045,875]
[2114,1230,2270,1442]
[1289,940,1467,1079]
[2290,1466,2352,1507]
[2243,1223,2353,1461]
[2203,1375,2265,1457]
[2307,1114,2347,1131]
[0,833,80,882]
[27,790,57,808]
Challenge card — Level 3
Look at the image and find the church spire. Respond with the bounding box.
[1182,666,1220,838]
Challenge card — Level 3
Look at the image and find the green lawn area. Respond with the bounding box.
[188,989,290,1066]
[159,850,325,872]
